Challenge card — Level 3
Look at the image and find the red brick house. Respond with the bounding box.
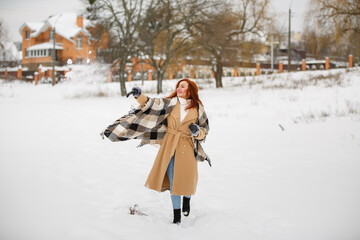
[19,12,107,70]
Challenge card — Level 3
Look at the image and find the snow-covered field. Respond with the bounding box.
[1,67,360,240]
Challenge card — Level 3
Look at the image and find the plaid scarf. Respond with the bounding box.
[101,97,211,166]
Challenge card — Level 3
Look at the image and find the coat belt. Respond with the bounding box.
[167,128,191,138]
[166,128,192,156]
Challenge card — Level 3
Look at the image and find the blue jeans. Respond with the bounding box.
[167,155,191,209]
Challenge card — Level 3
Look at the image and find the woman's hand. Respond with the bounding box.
[126,87,141,98]
[188,123,200,137]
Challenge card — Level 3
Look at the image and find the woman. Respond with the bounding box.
[102,79,210,224]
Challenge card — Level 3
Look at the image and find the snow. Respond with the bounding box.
[0,67,360,240]
[0,67,29,72]
[27,42,64,50]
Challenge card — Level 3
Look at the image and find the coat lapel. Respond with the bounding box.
[170,99,198,126]
[170,101,181,122]
[180,107,197,125]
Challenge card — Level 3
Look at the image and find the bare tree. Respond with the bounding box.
[0,18,9,66]
[313,0,360,34]
[86,24,115,63]
[304,0,360,62]
[85,0,144,96]
[184,0,271,88]
[138,0,190,94]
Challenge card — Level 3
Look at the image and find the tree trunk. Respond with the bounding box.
[215,63,223,88]
[157,69,164,94]
[119,61,127,96]
[140,60,144,86]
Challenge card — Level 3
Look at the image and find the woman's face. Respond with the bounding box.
[176,81,189,99]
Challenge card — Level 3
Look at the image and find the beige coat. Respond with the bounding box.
[136,93,206,196]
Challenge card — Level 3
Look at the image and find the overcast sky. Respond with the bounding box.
[0,0,309,42]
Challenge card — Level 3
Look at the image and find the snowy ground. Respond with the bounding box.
[1,67,360,240]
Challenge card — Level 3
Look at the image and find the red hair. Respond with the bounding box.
[167,79,203,110]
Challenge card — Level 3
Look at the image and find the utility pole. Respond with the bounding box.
[288,8,292,72]
[52,28,56,86]
[140,53,144,85]
[266,35,279,71]
[52,13,62,86]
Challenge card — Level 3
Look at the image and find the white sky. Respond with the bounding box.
[269,0,310,33]
[0,0,309,42]
[0,0,84,41]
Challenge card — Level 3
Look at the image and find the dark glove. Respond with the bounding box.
[126,87,141,98]
[188,123,200,137]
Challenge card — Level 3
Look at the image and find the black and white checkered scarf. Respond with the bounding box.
[101,97,211,166]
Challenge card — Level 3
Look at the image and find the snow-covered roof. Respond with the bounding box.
[242,31,266,43]
[47,13,91,40]
[253,54,269,62]
[39,66,71,71]
[19,22,44,33]
[19,12,91,43]
[279,42,287,50]
[306,60,326,64]
[26,42,64,51]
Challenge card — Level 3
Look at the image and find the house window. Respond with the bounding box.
[25,49,28,57]
[77,35,82,49]
[25,30,29,39]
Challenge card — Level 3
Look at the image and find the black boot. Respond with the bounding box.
[173,209,181,224]
[182,197,190,217]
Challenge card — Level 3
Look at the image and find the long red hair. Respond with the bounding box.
[167,79,203,110]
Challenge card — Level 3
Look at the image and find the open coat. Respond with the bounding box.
[136,94,207,196]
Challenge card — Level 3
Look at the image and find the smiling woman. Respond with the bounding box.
[176,80,189,99]
[102,78,211,224]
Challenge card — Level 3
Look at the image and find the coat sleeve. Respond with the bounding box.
[135,93,149,106]
[194,104,209,142]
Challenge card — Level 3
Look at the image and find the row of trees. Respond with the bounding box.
[303,0,360,62]
[0,19,12,67]
[84,0,272,95]
[0,19,22,68]
[84,0,359,95]
[0,19,7,56]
